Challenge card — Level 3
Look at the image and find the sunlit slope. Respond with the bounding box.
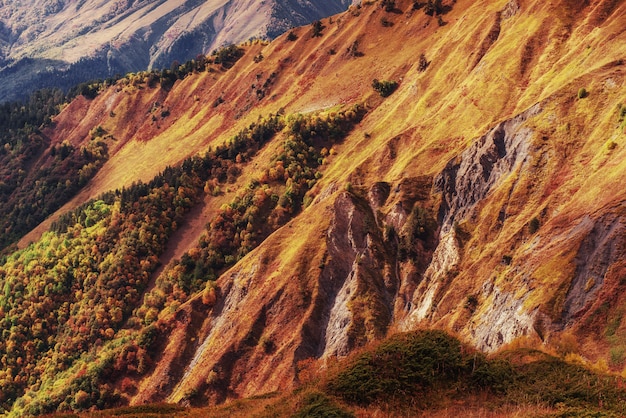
[115,0,626,404]
[33,0,625,215]
[9,0,626,412]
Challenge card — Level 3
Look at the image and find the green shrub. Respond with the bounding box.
[511,358,625,409]
[372,79,398,97]
[325,330,626,413]
[470,356,515,394]
[294,392,354,418]
[417,53,430,72]
[609,346,626,366]
[328,330,464,405]
[465,294,479,312]
[311,20,325,37]
[381,0,396,12]
[577,87,588,99]
[103,403,185,415]
[529,217,540,234]
[347,40,363,57]
[399,205,436,261]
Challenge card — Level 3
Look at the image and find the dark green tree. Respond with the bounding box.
[311,20,325,37]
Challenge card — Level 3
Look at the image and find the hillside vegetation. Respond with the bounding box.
[63,330,626,417]
[0,86,114,254]
[0,0,626,416]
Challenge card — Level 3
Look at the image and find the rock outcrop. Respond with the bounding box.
[401,105,540,342]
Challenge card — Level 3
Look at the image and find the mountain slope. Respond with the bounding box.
[0,0,353,101]
[1,0,626,415]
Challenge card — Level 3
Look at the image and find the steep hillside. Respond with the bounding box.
[70,330,626,417]
[0,0,353,101]
[1,0,626,415]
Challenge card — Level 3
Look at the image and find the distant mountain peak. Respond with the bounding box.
[0,0,353,101]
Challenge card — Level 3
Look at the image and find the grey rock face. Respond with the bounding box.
[562,208,626,324]
[435,103,541,235]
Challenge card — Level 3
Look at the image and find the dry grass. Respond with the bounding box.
[14,0,626,414]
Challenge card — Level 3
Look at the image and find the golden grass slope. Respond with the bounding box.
[19,0,626,405]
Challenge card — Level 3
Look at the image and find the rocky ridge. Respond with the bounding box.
[0,0,354,101]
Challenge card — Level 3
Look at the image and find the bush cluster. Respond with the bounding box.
[294,392,354,418]
[327,331,626,413]
[372,79,398,97]
[327,330,464,404]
